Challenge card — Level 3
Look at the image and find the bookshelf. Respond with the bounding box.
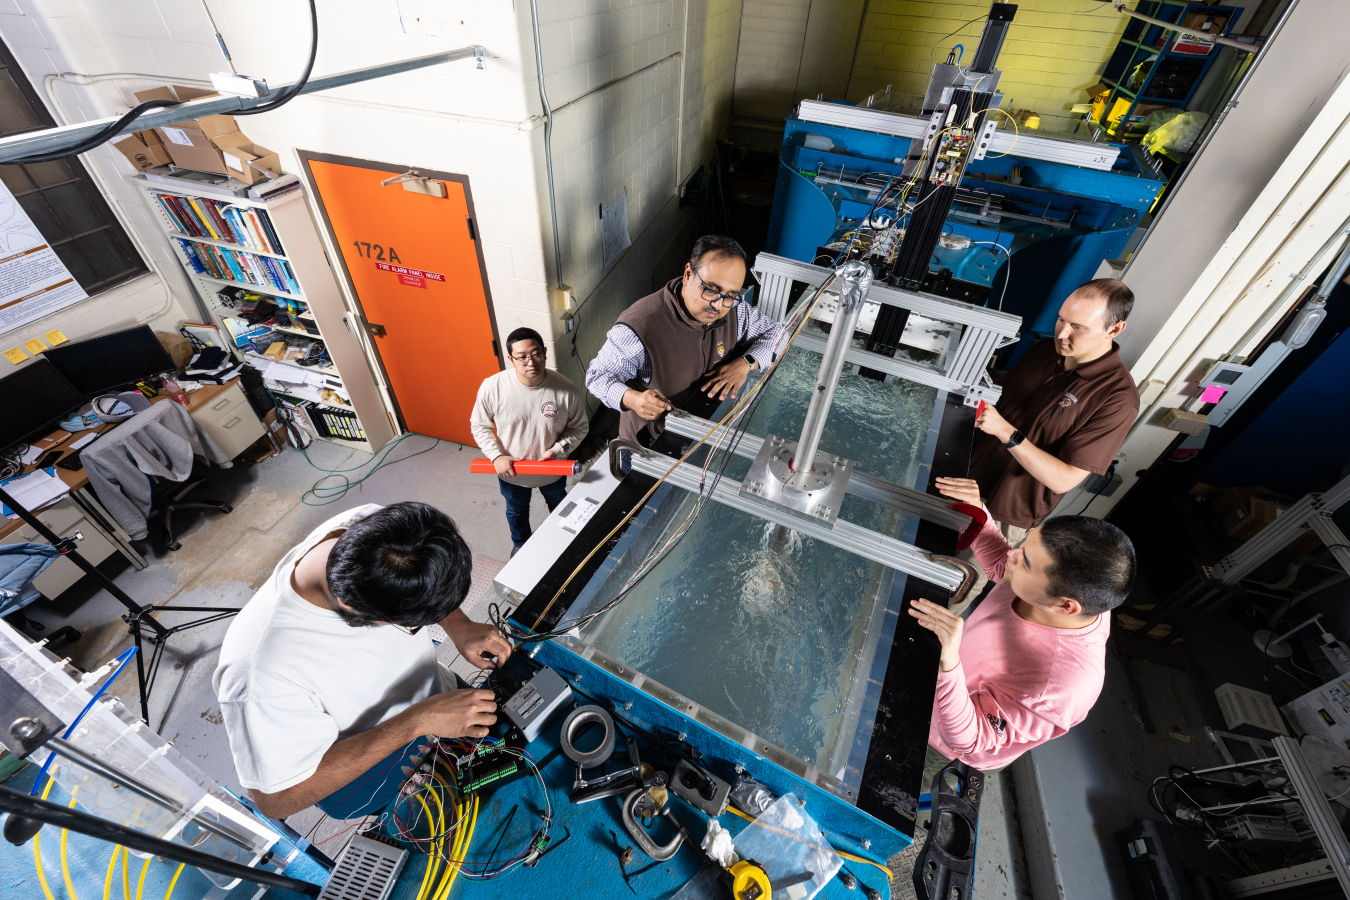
[137,176,396,453]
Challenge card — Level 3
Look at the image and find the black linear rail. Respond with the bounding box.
[856,392,978,837]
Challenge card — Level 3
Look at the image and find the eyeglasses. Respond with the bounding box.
[510,351,547,363]
[388,623,424,636]
[691,268,745,308]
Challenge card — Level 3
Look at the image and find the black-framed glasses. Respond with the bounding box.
[692,267,745,308]
[510,350,547,363]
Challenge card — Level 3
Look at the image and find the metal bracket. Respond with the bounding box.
[379,170,447,198]
[366,322,387,338]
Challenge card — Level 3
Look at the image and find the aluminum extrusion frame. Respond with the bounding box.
[752,252,1019,405]
[795,99,1122,171]
[628,452,965,590]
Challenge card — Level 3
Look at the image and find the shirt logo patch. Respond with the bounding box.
[1059,391,1079,408]
[987,713,1007,737]
[541,400,558,418]
[717,341,726,357]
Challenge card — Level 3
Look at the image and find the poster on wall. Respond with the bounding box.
[0,179,88,336]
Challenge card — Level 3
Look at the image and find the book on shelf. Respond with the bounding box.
[153,191,286,255]
[174,238,301,294]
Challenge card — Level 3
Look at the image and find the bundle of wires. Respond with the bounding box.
[490,165,918,646]
[390,735,553,897]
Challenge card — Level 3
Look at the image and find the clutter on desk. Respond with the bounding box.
[60,409,103,433]
[0,468,69,519]
[91,391,152,423]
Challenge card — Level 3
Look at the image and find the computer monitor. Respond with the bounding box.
[0,358,86,452]
[43,325,176,398]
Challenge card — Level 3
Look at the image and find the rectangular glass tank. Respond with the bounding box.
[570,337,940,779]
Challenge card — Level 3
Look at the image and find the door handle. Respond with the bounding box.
[367,323,387,338]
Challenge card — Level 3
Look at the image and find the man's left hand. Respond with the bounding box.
[975,404,1017,444]
[444,611,513,670]
[701,357,752,400]
[908,598,964,672]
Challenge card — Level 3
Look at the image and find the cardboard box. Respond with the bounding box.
[154,331,194,373]
[1212,486,1288,541]
[112,131,173,171]
[1162,408,1208,434]
[134,85,240,176]
[212,133,281,185]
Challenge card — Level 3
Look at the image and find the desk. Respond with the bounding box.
[0,382,265,595]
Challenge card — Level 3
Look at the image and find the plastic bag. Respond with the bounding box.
[1140,107,1183,132]
[1144,110,1210,154]
[733,794,842,900]
[729,772,776,816]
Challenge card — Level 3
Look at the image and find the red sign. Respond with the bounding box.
[376,261,445,282]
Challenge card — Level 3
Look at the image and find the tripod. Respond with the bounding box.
[0,483,239,728]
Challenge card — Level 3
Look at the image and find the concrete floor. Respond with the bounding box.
[12,435,1027,898]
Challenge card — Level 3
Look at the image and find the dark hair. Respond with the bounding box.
[325,502,472,628]
[690,234,747,269]
[505,327,544,355]
[1036,516,1136,616]
[1076,279,1134,327]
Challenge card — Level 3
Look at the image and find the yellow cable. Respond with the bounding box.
[162,864,185,900]
[60,788,81,900]
[725,806,893,880]
[103,845,119,900]
[431,780,466,900]
[136,858,150,900]
[122,842,131,900]
[413,785,445,900]
[34,777,57,900]
[977,107,1019,159]
[439,793,478,899]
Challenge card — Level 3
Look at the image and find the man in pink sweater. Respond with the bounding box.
[910,476,1136,775]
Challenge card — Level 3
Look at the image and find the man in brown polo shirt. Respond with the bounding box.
[949,279,1140,545]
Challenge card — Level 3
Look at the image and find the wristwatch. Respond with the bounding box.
[1003,430,1025,449]
[744,354,757,369]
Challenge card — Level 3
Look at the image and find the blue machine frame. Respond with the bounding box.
[766,116,1167,347]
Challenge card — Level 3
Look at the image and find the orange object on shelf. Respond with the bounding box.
[469,458,579,476]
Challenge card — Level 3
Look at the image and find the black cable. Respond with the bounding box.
[7,98,183,164]
[233,0,319,117]
[1077,463,1116,514]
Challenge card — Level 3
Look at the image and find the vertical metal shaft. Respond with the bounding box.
[790,261,873,489]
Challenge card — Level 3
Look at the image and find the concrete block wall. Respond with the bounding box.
[731,0,812,119]
[847,0,1134,134]
[521,0,743,389]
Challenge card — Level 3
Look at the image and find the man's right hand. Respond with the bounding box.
[622,388,672,421]
[412,689,498,739]
[493,455,517,477]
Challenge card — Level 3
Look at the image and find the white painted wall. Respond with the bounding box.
[1,0,743,397]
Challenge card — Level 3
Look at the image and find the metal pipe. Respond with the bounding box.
[0,784,320,895]
[1112,2,1258,52]
[789,261,873,490]
[46,737,256,852]
[0,46,484,162]
[529,0,564,287]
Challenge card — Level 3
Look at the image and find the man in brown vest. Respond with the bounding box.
[586,235,784,444]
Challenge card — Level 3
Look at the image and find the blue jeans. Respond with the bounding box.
[498,476,568,547]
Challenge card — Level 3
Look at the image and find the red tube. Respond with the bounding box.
[469,458,579,476]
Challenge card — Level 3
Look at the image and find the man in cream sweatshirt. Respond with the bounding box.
[470,327,589,554]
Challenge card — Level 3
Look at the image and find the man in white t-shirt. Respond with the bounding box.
[470,327,588,554]
[213,502,511,819]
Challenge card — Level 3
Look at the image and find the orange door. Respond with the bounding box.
[300,154,502,444]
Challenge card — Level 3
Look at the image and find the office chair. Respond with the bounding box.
[148,459,232,551]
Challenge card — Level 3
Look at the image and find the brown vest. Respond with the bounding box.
[616,277,739,444]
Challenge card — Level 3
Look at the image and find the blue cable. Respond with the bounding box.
[29,646,138,795]
[952,43,964,63]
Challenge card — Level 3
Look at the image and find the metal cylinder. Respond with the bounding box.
[789,261,873,490]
